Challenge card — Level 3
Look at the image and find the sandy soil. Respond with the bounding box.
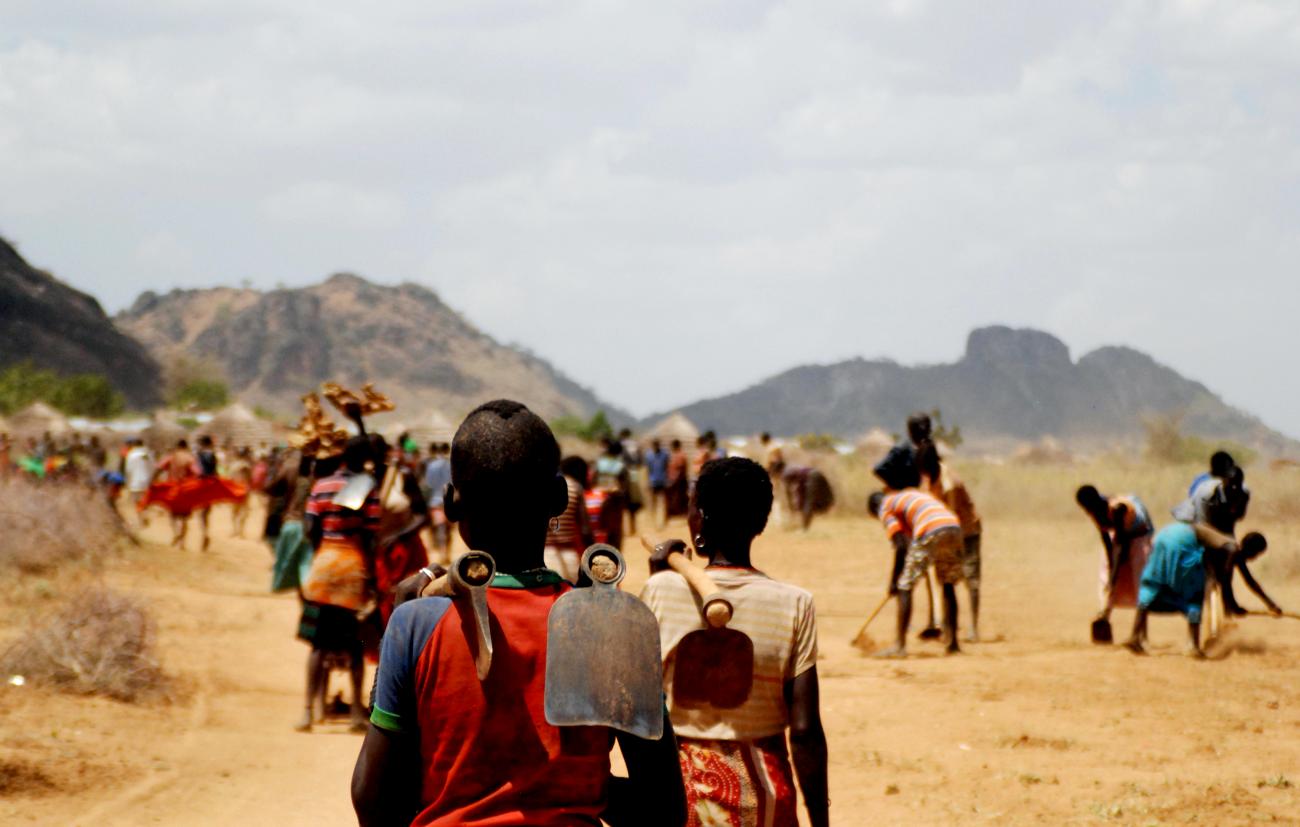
[3,504,1299,826]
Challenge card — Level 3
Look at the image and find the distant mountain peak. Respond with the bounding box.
[644,324,1292,453]
[962,325,1073,372]
[115,274,624,422]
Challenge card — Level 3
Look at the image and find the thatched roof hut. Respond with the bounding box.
[142,413,190,453]
[205,403,275,448]
[855,427,894,459]
[643,412,700,446]
[393,410,458,449]
[9,402,71,438]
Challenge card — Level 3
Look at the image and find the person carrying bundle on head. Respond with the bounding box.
[352,400,685,827]
[297,436,380,733]
[641,457,828,827]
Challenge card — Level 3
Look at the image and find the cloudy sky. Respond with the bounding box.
[2,1,1298,431]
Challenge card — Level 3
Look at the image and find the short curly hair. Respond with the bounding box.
[451,400,559,505]
[695,456,773,542]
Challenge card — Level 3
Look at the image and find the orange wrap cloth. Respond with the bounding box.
[138,476,249,516]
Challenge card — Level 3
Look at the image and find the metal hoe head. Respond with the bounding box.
[545,545,665,740]
[453,552,496,681]
[332,473,376,511]
[421,551,497,680]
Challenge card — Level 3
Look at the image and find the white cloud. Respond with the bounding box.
[261,181,405,230]
[0,0,1297,434]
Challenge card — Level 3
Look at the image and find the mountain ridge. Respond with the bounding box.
[642,326,1294,454]
[115,274,627,423]
[0,237,162,409]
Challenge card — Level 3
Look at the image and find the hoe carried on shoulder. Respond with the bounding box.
[419,550,497,680]
[545,545,665,740]
[643,537,755,709]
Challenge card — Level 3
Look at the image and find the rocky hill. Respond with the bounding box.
[115,274,623,422]
[648,326,1293,453]
[0,238,162,408]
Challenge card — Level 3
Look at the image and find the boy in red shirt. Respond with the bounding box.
[351,400,685,827]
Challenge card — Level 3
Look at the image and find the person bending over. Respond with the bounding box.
[1076,486,1154,625]
[868,488,965,656]
[1125,525,1268,657]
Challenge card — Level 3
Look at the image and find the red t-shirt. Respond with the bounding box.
[371,570,612,826]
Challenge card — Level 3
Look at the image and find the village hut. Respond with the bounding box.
[855,427,895,461]
[384,410,458,450]
[642,412,701,447]
[8,402,71,439]
[205,403,276,448]
[141,413,190,453]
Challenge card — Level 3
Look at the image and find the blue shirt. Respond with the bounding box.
[645,449,669,488]
[1138,523,1206,623]
[423,458,451,506]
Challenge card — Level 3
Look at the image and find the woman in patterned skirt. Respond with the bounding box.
[641,457,829,827]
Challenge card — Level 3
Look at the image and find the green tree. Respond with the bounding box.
[164,355,229,410]
[0,363,60,414]
[551,410,615,443]
[172,378,229,411]
[0,363,124,418]
[1143,413,1257,466]
[49,374,125,418]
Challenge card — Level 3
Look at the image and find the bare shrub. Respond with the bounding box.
[0,477,123,574]
[0,758,58,796]
[0,587,168,702]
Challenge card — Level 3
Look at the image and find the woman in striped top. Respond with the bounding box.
[544,456,594,582]
[297,437,382,732]
[641,457,828,827]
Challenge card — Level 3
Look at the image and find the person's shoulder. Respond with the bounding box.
[386,596,456,652]
[644,570,692,595]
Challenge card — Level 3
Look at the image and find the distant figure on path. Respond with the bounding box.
[782,466,835,530]
[666,438,690,520]
[645,438,670,528]
[544,455,593,583]
[298,436,380,733]
[423,442,453,564]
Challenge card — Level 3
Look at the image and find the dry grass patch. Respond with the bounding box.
[0,758,59,796]
[0,478,123,574]
[1,587,169,702]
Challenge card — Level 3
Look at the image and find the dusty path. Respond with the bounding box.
[4,505,1300,825]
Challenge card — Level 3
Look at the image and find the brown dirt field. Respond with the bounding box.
[2,498,1299,826]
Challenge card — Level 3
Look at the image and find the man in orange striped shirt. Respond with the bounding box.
[868,488,965,657]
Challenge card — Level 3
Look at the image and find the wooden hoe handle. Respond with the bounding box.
[666,551,733,628]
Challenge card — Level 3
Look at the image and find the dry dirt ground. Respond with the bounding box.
[2,503,1299,826]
